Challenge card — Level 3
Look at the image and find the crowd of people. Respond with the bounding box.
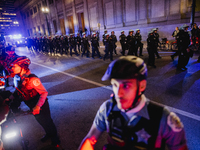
[0,23,199,150]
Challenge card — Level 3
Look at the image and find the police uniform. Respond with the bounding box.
[135,29,143,56]
[110,31,118,55]
[69,34,79,56]
[127,30,135,55]
[153,29,161,58]
[76,34,82,53]
[147,31,156,68]
[91,33,102,59]
[93,95,187,150]
[103,34,113,61]
[119,31,127,56]
[81,33,90,58]
[9,70,60,145]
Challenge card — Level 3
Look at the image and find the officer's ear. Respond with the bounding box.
[139,80,146,93]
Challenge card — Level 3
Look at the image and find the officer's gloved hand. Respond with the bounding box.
[32,105,41,115]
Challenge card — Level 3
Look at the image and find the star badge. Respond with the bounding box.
[135,128,151,144]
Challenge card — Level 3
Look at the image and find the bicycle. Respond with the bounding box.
[170,40,178,51]
[1,93,30,150]
[158,38,170,51]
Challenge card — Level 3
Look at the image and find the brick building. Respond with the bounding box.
[14,0,200,41]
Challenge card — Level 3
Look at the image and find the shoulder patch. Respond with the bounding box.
[32,78,41,86]
[167,112,183,132]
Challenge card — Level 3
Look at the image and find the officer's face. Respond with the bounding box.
[10,64,21,74]
[111,78,146,110]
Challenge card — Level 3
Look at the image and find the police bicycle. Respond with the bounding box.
[158,38,170,51]
[0,91,30,150]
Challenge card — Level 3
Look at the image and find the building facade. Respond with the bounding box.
[14,0,200,41]
[0,0,19,35]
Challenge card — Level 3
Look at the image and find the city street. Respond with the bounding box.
[4,46,200,150]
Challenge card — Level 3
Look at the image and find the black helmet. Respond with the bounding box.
[5,45,15,53]
[9,56,31,69]
[102,56,147,81]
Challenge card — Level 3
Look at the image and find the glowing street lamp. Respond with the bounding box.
[41,7,50,36]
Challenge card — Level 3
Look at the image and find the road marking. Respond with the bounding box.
[32,61,200,121]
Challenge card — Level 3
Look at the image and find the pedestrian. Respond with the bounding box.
[153,28,162,59]
[119,30,127,56]
[7,56,61,147]
[110,31,118,55]
[135,29,143,56]
[176,24,190,71]
[78,56,188,150]
[126,29,135,55]
[81,32,90,58]
[91,32,102,59]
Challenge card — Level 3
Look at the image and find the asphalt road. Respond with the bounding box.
[3,46,200,150]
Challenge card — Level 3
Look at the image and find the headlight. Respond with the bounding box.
[17,41,20,44]
[5,132,17,139]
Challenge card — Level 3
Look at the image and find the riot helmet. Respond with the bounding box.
[9,56,31,70]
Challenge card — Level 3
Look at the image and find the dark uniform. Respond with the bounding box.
[76,33,82,53]
[147,31,156,68]
[103,34,113,61]
[135,29,143,56]
[110,31,118,55]
[69,34,79,56]
[153,29,161,58]
[91,33,102,59]
[119,31,127,56]
[9,67,60,146]
[102,30,107,46]
[81,33,90,58]
[127,30,135,55]
[176,25,190,70]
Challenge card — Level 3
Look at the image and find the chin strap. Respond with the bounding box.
[125,80,142,112]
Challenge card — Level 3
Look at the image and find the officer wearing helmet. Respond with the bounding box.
[7,56,61,147]
[79,56,188,150]
[135,29,143,56]
[76,33,82,53]
[102,29,108,45]
[127,29,135,55]
[119,30,127,56]
[103,33,113,61]
[81,32,90,58]
[91,32,102,59]
[152,28,161,59]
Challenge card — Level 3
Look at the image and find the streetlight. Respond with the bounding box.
[41,7,50,36]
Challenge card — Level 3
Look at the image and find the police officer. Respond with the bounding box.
[69,34,79,56]
[135,29,143,56]
[171,27,180,61]
[79,56,188,150]
[126,29,135,55]
[176,24,190,71]
[81,32,90,58]
[119,30,127,56]
[110,31,118,55]
[147,31,156,68]
[7,56,61,147]
[76,33,82,53]
[102,29,108,45]
[153,28,161,58]
[103,33,113,61]
[64,35,69,55]
[91,32,102,59]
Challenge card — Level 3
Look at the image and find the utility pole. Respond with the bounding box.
[190,0,196,28]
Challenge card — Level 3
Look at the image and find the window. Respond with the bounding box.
[53,20,57,33]
[48,0,53,4]
[30,9,33,15]
[33,6,37,13]
[27,12,29,17]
